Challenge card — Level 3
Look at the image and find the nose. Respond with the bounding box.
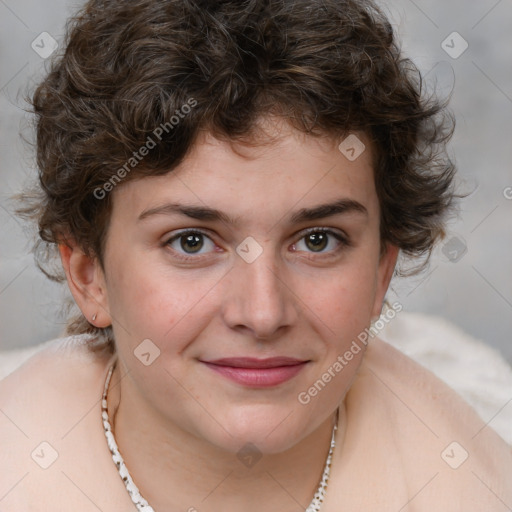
[220,248,298,340]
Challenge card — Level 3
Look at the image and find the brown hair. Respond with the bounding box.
[21,0,456,353]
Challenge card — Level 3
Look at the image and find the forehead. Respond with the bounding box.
[110,123,379,225]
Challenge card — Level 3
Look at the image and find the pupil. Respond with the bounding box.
[181,234,203,253]
[306,233,327,252]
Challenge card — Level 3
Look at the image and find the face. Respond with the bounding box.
[70,121,397,454]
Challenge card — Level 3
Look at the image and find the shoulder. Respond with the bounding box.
[0,336,124,510]
[353,338,512,509]
[382,310,512,444]
[0,334,112,416]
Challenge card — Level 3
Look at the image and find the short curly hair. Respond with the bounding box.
[22,0,456,353]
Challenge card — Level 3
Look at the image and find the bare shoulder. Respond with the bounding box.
[0,337,127,511]
[0,335,111,428]
[353,338,512,509]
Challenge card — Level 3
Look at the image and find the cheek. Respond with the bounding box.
[302,259,379,338]
[105,256,221,348]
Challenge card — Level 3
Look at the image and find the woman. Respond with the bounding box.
[1,0,511,510]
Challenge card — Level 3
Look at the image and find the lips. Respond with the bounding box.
[200,357,309,387]
[206,357,306,368]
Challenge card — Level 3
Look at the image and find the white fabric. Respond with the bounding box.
[1,312,511,444]
[379,312,512,445]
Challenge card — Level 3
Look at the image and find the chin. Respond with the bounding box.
[198,403,316,455]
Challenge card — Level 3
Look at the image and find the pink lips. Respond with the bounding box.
[201,357,308,387]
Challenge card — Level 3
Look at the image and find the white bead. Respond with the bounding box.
[101,363,339,512]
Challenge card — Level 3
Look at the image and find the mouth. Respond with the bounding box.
[200,357,310,388]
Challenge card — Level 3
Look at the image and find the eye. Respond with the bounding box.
[292,228,348,254]
[165,230,217,258]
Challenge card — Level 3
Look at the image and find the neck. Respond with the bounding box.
[107,361,346,512]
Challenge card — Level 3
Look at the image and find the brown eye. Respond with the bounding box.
[305,232,328,252]
[180,233,204,253]
[293,229,348,255]
[165,230,216,259]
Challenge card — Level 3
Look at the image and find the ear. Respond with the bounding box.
[371,243,399,319]
[59,241,111,328]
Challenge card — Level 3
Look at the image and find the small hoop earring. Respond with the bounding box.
[92,313,97,322]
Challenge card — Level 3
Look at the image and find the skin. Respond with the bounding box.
[60,120,397,510]
[1,119,510,511]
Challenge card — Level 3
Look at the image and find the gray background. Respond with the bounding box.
[1,0,511,361]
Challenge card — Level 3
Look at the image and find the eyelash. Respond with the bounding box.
[163,227,350,262]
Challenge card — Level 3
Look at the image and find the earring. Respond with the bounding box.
[92,313,97,322]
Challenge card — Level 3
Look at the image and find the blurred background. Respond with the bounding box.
[1,0,511,361]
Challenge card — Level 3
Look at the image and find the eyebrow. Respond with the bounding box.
[290,199,367,223]
[138,198,368,225]
[138,203,236,224]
